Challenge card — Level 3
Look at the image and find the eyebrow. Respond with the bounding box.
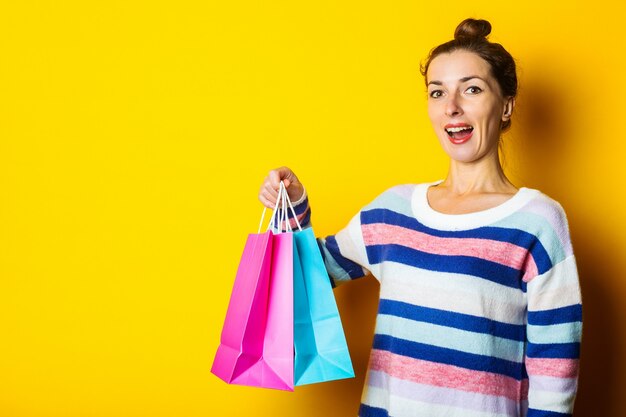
[427,75,486,86]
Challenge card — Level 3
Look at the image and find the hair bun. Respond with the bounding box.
[454,18,492,40]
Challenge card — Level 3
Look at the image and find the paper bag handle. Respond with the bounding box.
[257,181,303,233]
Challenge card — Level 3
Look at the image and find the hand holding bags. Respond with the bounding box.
[211,182,354,390]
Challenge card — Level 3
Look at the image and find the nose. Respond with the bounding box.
[445,94,463,117]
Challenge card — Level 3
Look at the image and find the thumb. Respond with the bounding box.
[273,166,297,187]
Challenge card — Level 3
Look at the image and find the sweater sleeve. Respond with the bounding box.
[281,188,371,287]
[525,204,582,417]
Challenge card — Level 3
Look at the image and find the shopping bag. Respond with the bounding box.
[293,227,355,385]
[211,184,294,391]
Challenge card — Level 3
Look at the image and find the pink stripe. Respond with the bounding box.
[279,207,309,230]
[525,357,579,378]
[362,223,538,281]
[369,349,528,401]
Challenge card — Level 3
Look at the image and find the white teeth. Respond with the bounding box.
[446,126,473,133]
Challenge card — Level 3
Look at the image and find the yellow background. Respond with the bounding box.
[1,1,624,416]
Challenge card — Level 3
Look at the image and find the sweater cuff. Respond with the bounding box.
[291,185,307,206]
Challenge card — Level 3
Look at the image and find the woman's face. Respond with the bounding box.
[426,50,513,163]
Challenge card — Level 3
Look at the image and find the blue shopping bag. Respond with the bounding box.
[293,227,355,386]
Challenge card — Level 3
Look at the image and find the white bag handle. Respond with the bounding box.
[284,182,303,232]
[257,180,303,234]
[279,180,302,233]
[268,182,285,233]
[282,182,290,232]
[258,181,283,234]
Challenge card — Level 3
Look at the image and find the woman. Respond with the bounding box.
[258,18,582,417]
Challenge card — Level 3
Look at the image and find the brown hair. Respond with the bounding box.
[420,18,518,131]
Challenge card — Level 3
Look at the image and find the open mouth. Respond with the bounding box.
[445,125,474,143]
[445,125,474,138]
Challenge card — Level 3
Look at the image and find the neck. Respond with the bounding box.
[441,147,516,195]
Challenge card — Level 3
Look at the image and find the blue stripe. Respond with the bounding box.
[526,237,553,275]
[325,235,365,279]
[367,244,526,290]
[290,196,309,215]
[298,207,311,228]
[528,304,582,325]
[373,334,524,380]
[278,205,310,231]
[526,342,580,359]
[378,299,525,341]
[361,208,553,274]
[527,409,571,417]
[359,404,389,417]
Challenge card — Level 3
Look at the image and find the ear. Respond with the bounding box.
[502,96,515,121]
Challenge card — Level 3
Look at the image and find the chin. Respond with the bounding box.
[449,148,490,163]
[438,142,480,163]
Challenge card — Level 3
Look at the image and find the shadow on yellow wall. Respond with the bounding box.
[512,66,623,416]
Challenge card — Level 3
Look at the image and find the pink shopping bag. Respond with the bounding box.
[211,184,294,391]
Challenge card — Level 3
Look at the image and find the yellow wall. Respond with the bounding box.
[1,1,624,416]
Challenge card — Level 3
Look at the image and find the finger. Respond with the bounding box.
[258,194,275,209]
[261,189,278,207]
[285,166,298,179]
[276,166,298,184]
[264,180,279,198]
[260,187,281,208]
[259,177,277,198]
[269,169,282,188]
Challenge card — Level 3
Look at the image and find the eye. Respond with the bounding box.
[429,90,443,99]
[465,86,483,94]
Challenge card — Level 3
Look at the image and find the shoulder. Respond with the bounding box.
[520,188,571,234]
[510,187,575,259]
[381,183,418,199]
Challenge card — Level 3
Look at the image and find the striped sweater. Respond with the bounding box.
[287,181,582,417]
